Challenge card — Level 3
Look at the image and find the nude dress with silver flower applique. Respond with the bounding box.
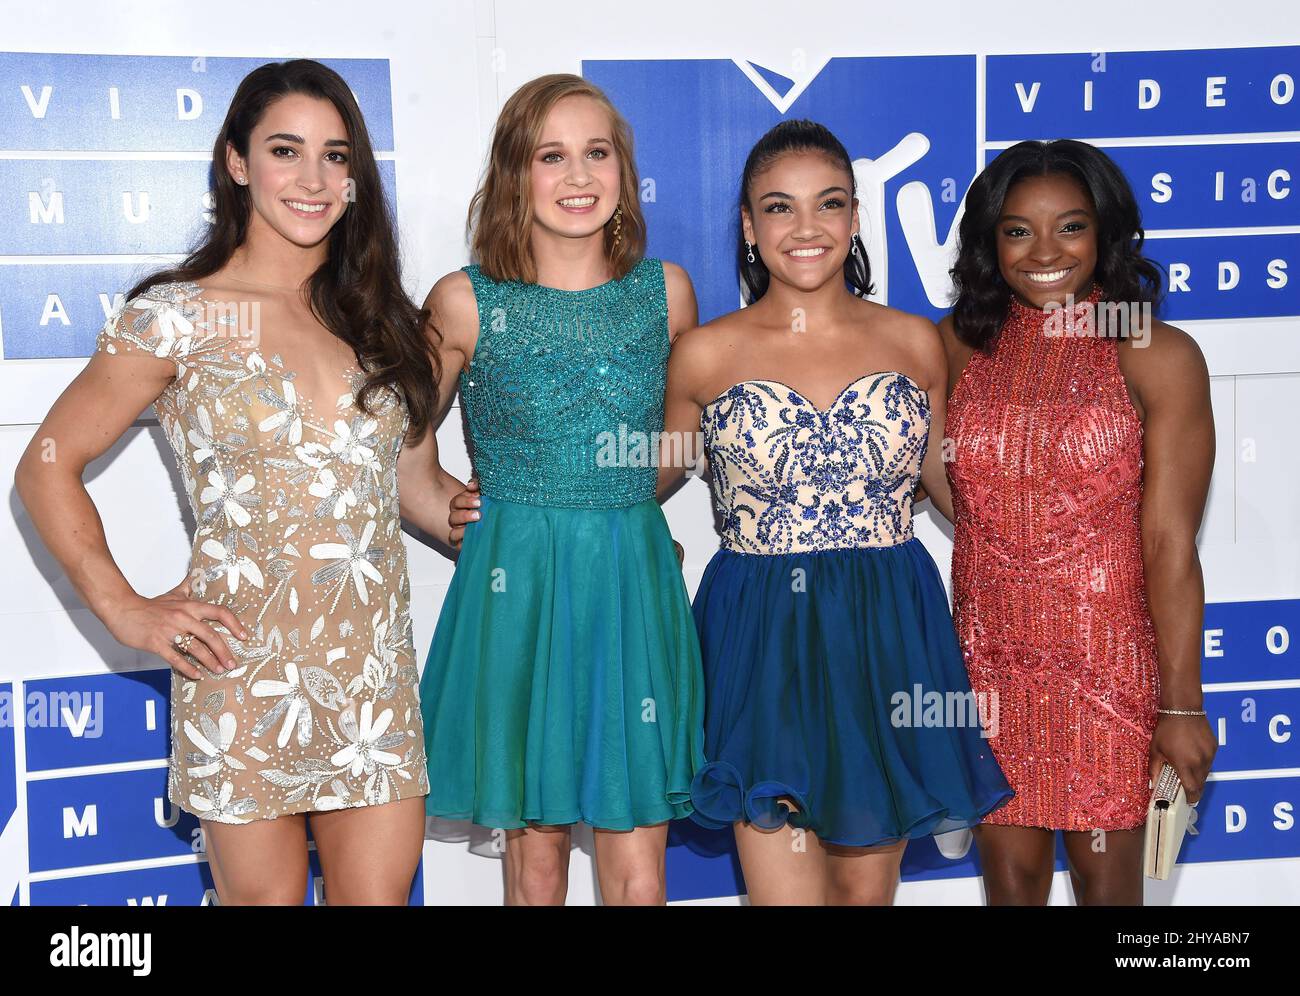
[94,279,428,823]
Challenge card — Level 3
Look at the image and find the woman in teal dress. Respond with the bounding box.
[412,74,705,905]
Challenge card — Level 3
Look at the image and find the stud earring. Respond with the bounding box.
[236,175,247,185]
[745,240,756,264]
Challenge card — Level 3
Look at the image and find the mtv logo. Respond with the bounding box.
[585,56,976,326]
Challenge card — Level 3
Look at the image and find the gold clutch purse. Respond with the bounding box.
[1143,763,1191,880]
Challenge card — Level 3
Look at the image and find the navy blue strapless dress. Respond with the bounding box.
[689,370,1013,845]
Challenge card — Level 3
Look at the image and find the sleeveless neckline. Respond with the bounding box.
[457,255,669,509]
[1004,282,1106,327]
[468,257,650,298]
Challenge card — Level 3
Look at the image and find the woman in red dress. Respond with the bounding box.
[939,140,1217,904]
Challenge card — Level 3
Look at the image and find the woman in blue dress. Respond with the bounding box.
[659,120,1013,904]
[413,74,705,905]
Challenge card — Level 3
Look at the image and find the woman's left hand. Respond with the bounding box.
[1149,712,1217,804]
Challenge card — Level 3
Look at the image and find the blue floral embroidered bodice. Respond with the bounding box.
[700,370,930,553]
[458,257,669,509]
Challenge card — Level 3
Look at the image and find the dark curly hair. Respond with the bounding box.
[950,139,1164,351]
[737,119,873,304]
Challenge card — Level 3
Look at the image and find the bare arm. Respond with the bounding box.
[913,317,955,523]
[923,312,978,521]
[14,311,250,679]
[658,327,713,503]
[1125,321,1218,802]
[662,260,699,346]
[657,261,706,503]
[397,270,479,549]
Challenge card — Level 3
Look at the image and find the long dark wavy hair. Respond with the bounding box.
[737,119,873,304]
[127,59,437,442]
[950,139,1164,351]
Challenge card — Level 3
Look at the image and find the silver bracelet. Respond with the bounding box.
[1157,707,1206,716]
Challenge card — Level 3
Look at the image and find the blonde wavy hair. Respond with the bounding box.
[467,74,646,283]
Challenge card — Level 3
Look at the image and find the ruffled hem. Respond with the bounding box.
[688,759,1014,847]
[688,539,1015,846]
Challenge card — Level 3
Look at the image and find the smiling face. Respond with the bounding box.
[742,149,859,293]
[226,92,352,250]
[529,94,622,242]
[996,171,1099,308]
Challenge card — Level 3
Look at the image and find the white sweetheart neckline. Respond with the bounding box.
[701,369,927,416]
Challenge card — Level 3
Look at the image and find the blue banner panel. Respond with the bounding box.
[27,766,202,873]
[23,670,171,772]
[987,47,1300,140]
[1201,599,1298,685]
[0,54,394,151]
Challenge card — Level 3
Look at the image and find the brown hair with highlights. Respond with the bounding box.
[467,73,646,282]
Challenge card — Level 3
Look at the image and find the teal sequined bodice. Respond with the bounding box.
[458,257,670,508]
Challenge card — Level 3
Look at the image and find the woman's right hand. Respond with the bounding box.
[110,575,251,680]
[448,477,481,549]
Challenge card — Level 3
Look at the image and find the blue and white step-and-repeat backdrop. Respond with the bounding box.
[2,0,1297,904]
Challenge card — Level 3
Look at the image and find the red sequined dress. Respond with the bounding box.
[946,286,1160,831]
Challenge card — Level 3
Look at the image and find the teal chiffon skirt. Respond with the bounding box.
[420,493,706,830]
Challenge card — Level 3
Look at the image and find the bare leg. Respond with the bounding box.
[972,824,1057,905]
[1063,827,1144,905]
[308,796,426,905]
[824,838,907,905]
[733,819,826,905]
[203,813,310,905]
[592,823,670,905]
[503,824,572,906]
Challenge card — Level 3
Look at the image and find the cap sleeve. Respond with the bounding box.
[94,280,206,377]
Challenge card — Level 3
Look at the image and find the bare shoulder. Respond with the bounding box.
[669,310,737,365]
[935,311,961,351]
[668,308,748,401]
[857,299,946,392]
[660,259,693,297]
[422,270,479,353]
[659,259,699,338]
[1118,318,1210,401]
[935,310,982,391]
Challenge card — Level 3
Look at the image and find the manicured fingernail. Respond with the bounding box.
[473,498,481,506]
[472,511,480,519]
[241,629,249,638]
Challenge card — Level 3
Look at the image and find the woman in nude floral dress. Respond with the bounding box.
[16,60,471,905]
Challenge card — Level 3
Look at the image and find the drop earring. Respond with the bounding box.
[745,240,756,264]
[610,205,623,248]
[850,233,860,257]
